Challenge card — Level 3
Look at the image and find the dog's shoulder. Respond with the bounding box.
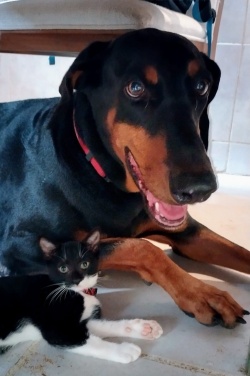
[0,97,60,127]
[0,97,60,153]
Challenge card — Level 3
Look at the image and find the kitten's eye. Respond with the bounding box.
[58,265,69,273]
[80,261,90,270]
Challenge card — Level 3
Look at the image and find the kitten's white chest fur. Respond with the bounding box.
[71,274,98,293]
[81,294,100,321]
[70,274,100,321]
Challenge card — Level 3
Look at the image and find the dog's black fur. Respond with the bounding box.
[2,28,216,273]
[0,93,145,273]
[0,28,249,327]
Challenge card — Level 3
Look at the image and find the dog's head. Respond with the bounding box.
[59,28,220,230]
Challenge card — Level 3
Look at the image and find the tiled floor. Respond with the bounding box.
[1,174,250,376]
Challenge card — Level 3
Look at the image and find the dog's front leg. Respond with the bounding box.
[99,237,249,328]
[135,215,250,275]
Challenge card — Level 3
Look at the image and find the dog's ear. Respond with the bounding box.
[201,53,221,104]
[59,41,111,100]
[199,53,221,150]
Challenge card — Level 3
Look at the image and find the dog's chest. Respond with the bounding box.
[65,192,143,237]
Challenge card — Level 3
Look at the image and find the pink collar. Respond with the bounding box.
[73,119,110,182]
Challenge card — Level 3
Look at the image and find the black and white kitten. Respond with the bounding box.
[0,230,163,363]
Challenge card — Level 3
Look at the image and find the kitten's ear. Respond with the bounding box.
[39,238,57,259]
[86,230,101,252]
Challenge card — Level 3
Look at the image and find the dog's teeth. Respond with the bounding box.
[155,202,160,213]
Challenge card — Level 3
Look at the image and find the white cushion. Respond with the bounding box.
[0,0,207,42]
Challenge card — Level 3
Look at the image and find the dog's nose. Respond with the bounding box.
[171,172,217,204]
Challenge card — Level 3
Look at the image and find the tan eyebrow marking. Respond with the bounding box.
[144,66,158,84]
[187,59,200,77]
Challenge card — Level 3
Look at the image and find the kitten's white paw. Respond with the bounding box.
[125,319,163,340]
[115,342,141,363]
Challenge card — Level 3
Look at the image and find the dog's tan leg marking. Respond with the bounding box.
[137,216,250,275]
[99,237,246,327]
[173,226,250,274]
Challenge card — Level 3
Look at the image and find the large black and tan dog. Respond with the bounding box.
[0,28,249,328]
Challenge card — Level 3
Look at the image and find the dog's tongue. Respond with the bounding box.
[127,150,187,227]
[146,191,187,221]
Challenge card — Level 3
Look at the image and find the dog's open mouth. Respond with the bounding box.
[126,150,187,229]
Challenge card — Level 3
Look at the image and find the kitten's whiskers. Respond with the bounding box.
[80,249,90,258]
[44,282,64,289]
[46,285,69,304]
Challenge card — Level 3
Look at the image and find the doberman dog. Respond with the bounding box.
[0,28,249,328]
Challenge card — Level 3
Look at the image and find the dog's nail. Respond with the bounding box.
[142,279,152,286]
[181,310,195,318]
[211,314,222,326]
[243,309,250,315]
[236,317,247,324]
[202,314,221,327]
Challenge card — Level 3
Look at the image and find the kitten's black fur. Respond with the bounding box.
[0,230,101,352]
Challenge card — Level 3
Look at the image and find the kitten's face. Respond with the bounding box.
[39,231,100,292]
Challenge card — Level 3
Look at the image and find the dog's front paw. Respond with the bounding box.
[176,277,249,328]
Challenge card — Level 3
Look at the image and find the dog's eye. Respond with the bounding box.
[194,79,210,96]
[125,81,145,98]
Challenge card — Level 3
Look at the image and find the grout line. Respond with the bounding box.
[211,140,250,146]
[141,353,237,376]
[217,43,250,46]
[242,0,249,47]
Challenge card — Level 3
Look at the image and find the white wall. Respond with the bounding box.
[209,0,250,175]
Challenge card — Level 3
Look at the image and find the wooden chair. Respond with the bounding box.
[0,0,223,58]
